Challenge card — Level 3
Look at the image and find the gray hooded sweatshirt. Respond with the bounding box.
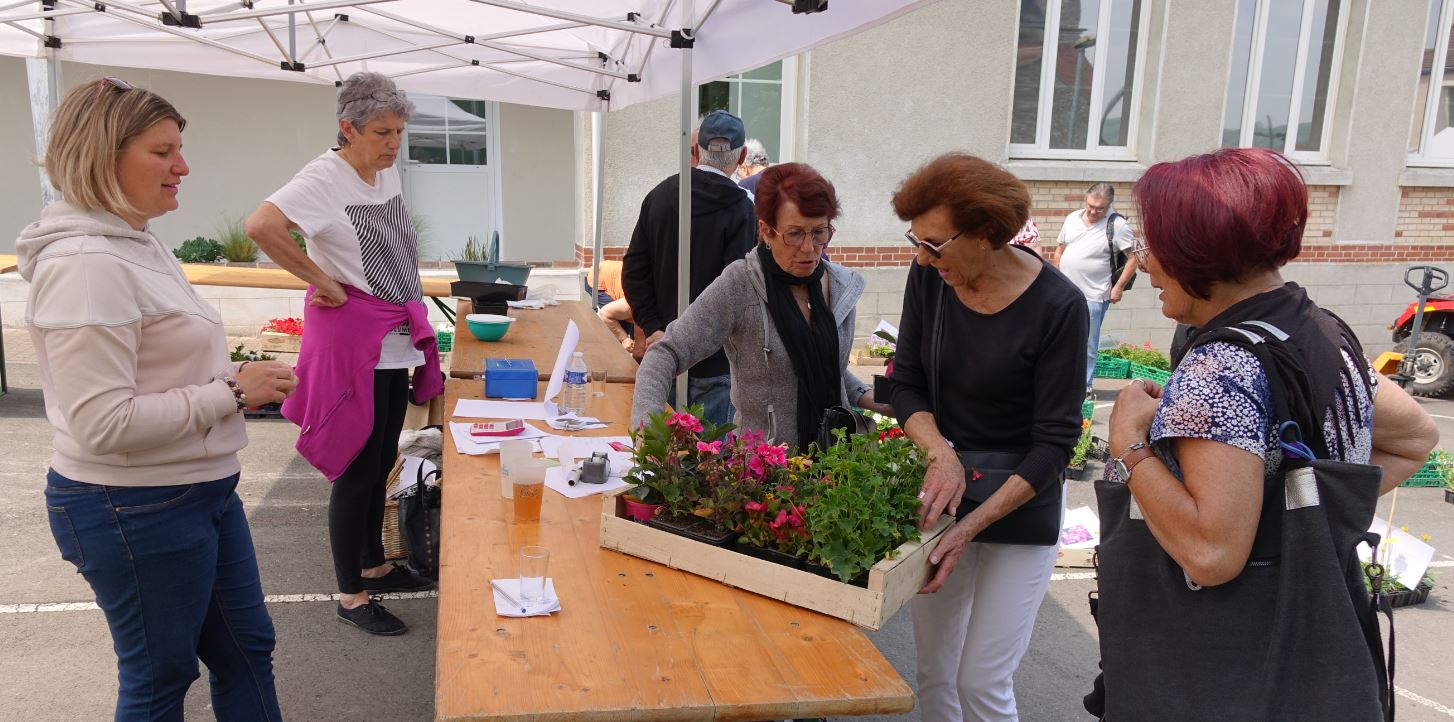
[18,201,246,487]
[630,251,869,448]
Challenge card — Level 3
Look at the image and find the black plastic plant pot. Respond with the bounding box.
[243,403,283,420]
[1385,580,1434,609]
[646,515,737,547]
[803,560,869,588]
[732,540,805,569]
[1445,488,1454,506]
[873,374,893,403]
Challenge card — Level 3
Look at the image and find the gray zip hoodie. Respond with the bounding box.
[630,251,870,448]
[17,201,246,487]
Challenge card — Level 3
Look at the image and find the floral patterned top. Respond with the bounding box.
[1145,342,1378,480]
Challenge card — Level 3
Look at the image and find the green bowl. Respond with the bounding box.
[465,313,514,342]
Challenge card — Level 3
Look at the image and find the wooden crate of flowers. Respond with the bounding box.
[598,408,951,631]
[258,317,303,353]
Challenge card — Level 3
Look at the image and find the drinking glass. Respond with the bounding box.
[518,546,550,604]
[511,458,546,522]
[499,439,532,499]
[589,368,608,396]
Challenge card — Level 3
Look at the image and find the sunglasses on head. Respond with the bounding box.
[903,229,963,258]
[93,76,134,100]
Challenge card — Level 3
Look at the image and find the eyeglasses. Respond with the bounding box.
[771,224,835,248]
[1131,237,1150,266]
[93,76,134,101]
[904,229,962,258]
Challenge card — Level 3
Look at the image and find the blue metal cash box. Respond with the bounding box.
[484,358,538,399]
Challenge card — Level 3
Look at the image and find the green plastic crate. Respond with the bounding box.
[1082,399,1096,420]
[1094,355,1130,379]
[1401,459,1446,488]
[1129,362,1171,385]
[436,330,454,353]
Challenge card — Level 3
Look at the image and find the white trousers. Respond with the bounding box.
[910,539,1059,722]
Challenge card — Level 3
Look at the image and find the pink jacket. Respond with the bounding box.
[282,285,443,481]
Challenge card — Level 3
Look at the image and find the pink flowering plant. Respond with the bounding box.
[694,429,799,533]
[737,453,816,556]
[624,405,733,511]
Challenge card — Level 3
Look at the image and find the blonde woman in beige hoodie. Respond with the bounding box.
[17,77,294,721]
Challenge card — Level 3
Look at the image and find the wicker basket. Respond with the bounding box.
[382,458,410,561]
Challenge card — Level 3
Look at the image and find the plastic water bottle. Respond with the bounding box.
[563,351,589,415]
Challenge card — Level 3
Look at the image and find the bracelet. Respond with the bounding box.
[238,361,251,374]
[223,376,247,412]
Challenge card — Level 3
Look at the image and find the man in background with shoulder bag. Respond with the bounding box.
[1051,182,1138,398]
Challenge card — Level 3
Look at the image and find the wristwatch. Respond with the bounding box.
[1114,442,1155,482]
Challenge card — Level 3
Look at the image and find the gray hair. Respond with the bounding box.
[701,146,742,173]
[336,72,415,146]
[743,138,769,167]
[1086,182,1115,203]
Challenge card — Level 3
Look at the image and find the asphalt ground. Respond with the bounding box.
[1,330,1451,721]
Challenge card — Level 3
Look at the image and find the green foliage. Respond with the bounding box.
[290,230,307,253]
[803,430,926,582]
[173,236,223,264]
[1069,419,1094,467]
[1101,342,1171,371]
[1428,449,1454,490]
[457,234,488,262]
[216,218,258,262]
[229,344,276,362]
[623,405,733,512]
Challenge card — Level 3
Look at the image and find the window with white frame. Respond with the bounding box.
[1010,0,1147,159]
[1221,0,1345,159]
[698,58,797,164]
[1411,0,1454,163]
[405,96,490,165]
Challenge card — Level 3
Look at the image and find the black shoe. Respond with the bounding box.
[360,564,436,593]
[336,598,407,636]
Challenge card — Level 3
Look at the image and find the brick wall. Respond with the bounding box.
[1396,187,1454,243]
[1024,180,1141,251]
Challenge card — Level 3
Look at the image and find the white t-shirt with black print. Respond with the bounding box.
[267,150,424,369]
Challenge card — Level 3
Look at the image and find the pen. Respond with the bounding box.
[490,580,528,614]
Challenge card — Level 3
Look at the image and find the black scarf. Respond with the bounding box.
[757,244,841,449]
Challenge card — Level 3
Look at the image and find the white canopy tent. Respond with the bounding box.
[0,0,938,400]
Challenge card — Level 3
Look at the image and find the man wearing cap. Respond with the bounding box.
[622,110,756,426]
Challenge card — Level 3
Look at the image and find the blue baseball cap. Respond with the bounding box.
[698,110,746,151]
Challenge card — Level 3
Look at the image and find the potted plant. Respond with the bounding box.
[229,344,282,419]
[1363,562,1436,609]
[259,316,304,353]
[866,329,897,401]
[622,406,735,534]
[1067,419,1094,481]
[173,236,223,264]
[802,430,926,585]
[452,231,532,287]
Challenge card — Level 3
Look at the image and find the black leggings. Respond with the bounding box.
[329,368,409,594]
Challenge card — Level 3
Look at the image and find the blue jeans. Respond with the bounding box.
[687,373,735,427]
[45,470,281,722]
[1085,299,1110,392]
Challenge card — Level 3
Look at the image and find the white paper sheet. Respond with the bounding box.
[490,578,559,617]
[537,436,633,459]
[1357,517,1436,591]
[544,414,607,431]
[453,398,553,420]
[543,463,629,499]
[448,421,552,456]
[544,320,580,406]
[507,299,546,310]
[872,319,899,342]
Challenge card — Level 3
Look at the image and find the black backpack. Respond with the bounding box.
[1107,212,1137,291]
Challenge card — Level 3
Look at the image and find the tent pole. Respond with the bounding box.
[26,7,60,206]
[674,0,693,410]
[590,110,606,312]
[288,0,296,64]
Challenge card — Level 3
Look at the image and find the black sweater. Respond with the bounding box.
[622,168,756,379]
[891,247,1088,494]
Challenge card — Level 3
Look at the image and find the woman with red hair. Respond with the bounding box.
[630,162,892,449]
[1095,147,1436,719]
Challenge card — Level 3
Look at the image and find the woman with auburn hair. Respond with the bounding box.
[1093,147,1436,719]
[18,77,290,719]
[630,162,891,449]
[888,152,1087,720]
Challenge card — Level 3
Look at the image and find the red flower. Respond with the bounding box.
[972,470,983,481]
[666,412,703,433]
[745,500,766,513]
[263,317,304,336]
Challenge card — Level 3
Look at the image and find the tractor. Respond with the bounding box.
[1389,267,1454,397]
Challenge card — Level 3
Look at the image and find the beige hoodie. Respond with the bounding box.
[17,202,247,487]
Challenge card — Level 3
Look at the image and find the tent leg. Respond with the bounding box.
[674,0,694,411]
[25,57,58,206]
[590,111,606,311]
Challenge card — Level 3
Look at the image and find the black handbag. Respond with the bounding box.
[817,404,874,450]
[929,277,1062,546]
[399,461,442,582]
[1106,213,1137,291]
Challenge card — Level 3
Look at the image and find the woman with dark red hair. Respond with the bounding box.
[629,162,892,449]
[1094,147,1436,719]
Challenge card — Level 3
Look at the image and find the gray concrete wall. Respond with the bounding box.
[0,58,338,254]
[802,0,1019,246]
[1138,0,1237,161]
[1329,0,1428,241]
[498,102,578,262]
[599,95,683,251]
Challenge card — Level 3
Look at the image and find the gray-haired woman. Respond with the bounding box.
[247,71,434,636]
